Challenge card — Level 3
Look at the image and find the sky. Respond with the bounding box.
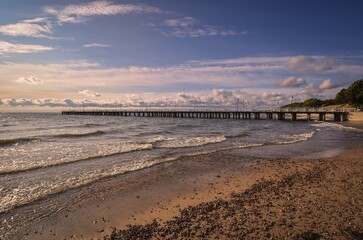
[1,0,363,111]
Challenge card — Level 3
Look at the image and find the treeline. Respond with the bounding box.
[283,79,363,108]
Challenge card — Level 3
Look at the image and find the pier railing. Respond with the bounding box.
[62,108,350,122]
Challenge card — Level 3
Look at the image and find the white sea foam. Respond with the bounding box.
[0,141,265,214]
[314,122,363,132]
[0,142,152,174]
[158,135,226,148]
[271,131,315,144]
[138,136,168,144]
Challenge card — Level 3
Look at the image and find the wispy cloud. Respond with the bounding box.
[83,43,110,48]
[15,76,43,85]
[276,77,306,88]
[44,0,161,23]
[160,16,247,38]
[0,18,52,38]
[0,41,53,54]
[163,17,198,27]
[78,89,101,97]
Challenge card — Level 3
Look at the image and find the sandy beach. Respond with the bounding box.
[8,141,361,240]
[349,112,363,121]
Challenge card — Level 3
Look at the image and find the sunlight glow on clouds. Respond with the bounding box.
[0,1,362,111]
[78,89,101,97]
[15,76,43,85]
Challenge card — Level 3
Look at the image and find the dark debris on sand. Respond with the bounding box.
[104,162,363,240]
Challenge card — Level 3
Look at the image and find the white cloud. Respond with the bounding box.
[15,76,43,85]
[319,79,339,90]
[176,92,199,104]
[0,18,52,38]
[0,41,53,54]
[78,89,101,97]
[83,43,110,48]
[287,55,335,73]
[44,1,161,23]
[276,77,306,88]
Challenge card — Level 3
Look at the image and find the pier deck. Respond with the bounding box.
[61,110,349,122]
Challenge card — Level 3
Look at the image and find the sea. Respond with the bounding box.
[0,112,362,237]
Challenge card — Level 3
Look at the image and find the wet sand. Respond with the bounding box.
[9,143,362,240]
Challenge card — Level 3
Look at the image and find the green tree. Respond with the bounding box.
[346,79,363,107]
[302,98,323,107]
[334,88,348,104]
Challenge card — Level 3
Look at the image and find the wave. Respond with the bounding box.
[137,136,168,144]
[53,130,106,138]
[271,131,315,145]
[83,123,103,127]
[0,143,153,175]
[226,132,250,138]
[0,142,264,214]
[0,140,267,215]
[314,122,363,132]
[157,135,226,148]
[0,137,38,147]
[1,124,15,127]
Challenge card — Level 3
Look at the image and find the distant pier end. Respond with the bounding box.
[61,109,350,122]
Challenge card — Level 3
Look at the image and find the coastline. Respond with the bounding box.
[104,147,363,240]
[7,142,362,240]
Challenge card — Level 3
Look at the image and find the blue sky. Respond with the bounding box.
[1,0,363,110]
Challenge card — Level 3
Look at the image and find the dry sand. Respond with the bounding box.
[349,112,363,121]
[15,145,363,240]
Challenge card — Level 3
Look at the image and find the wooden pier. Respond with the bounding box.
[61,110,349,122]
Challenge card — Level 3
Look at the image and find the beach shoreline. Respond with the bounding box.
[6,142,362,240]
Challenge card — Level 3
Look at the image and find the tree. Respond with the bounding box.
[334,88,348,104]
[302,98,324,107]
[346,79,363,107]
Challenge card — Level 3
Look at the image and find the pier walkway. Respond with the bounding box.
[62,109,349,122]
